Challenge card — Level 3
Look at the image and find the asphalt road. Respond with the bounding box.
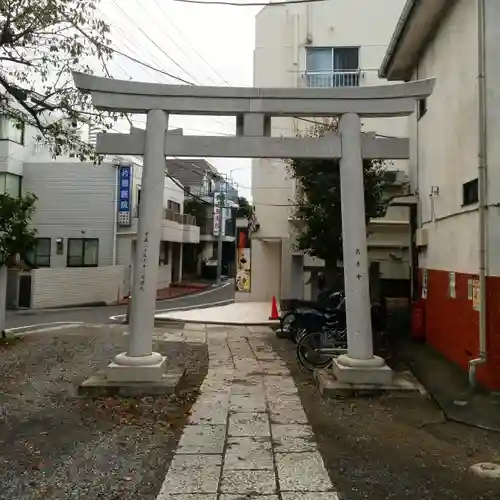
[5,281,234,331]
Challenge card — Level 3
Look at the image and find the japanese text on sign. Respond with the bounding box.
[118,165,132,226]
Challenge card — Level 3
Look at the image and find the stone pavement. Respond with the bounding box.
[156,324,339,500]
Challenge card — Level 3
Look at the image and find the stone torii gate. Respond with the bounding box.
[73,72,434,391]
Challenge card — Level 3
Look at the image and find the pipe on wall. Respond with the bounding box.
[112,164,119,266]
[469,0,488,388]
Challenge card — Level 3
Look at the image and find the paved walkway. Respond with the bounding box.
[155,302,279,326]
[157,324,338,499]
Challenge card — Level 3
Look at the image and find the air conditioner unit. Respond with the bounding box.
[415,228,428,247]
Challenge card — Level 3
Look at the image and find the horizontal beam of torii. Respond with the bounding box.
[73,72,435,117]
[96,128,409,159]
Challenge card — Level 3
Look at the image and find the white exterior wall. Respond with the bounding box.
[31,266,126,309]
[410,0,485,275]
[23,161,119,267]
[251,0,409,301]
[484,0,500,277]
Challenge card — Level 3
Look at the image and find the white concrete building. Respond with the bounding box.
[379,0,500,390]
[166,159,239,279]
[0,120,199,309]
[250,0,411,303]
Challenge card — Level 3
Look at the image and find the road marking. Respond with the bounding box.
[109,298,235,322]
[6,322,85,335]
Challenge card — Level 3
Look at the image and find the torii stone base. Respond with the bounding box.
[315,367,424,398]
[78,365,185,398]
[332,355,393,386]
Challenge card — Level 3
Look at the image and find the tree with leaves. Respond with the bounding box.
[288,119,388,288]
[184,198,207,229]
[0,192,37,337]
[235,196,253,220]
[0,0,114,160]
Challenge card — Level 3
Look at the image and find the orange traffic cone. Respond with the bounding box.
[269,295,280,320]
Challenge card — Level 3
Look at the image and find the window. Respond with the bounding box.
[305,47,360,88]
[136,187,141,217]
[202,175,212,196]
[418,98,427,120]
[168,200,181,213]
[0,116,25,144]
[463,179,479,206]
[159,241,170,265]
[67,238,99,267]
[26,238,51,267]
[0,173,22,196]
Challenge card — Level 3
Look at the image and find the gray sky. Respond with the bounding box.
[99,0,261,199]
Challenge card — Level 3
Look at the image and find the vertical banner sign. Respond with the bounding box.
[235,227,251,292]
[118,165,132,226]
[213,193,225,236]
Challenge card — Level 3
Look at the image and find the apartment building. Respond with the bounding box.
[1,120,200,309]
[250,0,410,303]
[166,158,239,278]
[380,0,500,389]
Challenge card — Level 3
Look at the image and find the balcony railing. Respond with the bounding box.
[135,206,196,225]
[164,208,196,225]
[305,70,360,88]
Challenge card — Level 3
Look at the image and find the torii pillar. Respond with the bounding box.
[334,113,391,384]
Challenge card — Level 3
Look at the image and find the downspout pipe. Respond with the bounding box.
[469,0,488,388]
[112,164,119,266]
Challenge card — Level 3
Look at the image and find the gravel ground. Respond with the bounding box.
[270,336,500,500]
[0,325,208,500]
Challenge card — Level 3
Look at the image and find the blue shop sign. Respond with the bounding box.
[118,165,132,212]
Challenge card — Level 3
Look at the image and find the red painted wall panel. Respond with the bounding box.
[419,268,500,390]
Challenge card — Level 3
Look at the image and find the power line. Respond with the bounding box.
[131,0,214,86]
[151,0,232,86]
[108,45,195,85]
[110,0,201,86]
[151,0,228,86]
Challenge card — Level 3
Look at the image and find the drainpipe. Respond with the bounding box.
[469,0,488,388]
[112,164,119,266]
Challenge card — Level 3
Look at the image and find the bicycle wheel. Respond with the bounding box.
[296,330,334,371]
[278,311,297,341]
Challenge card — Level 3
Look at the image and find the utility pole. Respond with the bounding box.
[216,189,225,285]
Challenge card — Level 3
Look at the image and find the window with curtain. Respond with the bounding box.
[159,241,170,265]
[168,200,181,213]
[26,238,51,267]
[0,116,25,144]
[305,47,360,88]
[0,173,22,196]
[67,238,99,267]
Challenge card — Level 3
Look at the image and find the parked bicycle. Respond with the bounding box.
[294,292,389,371]
[277,289,344,343]
[295,292,348,370]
